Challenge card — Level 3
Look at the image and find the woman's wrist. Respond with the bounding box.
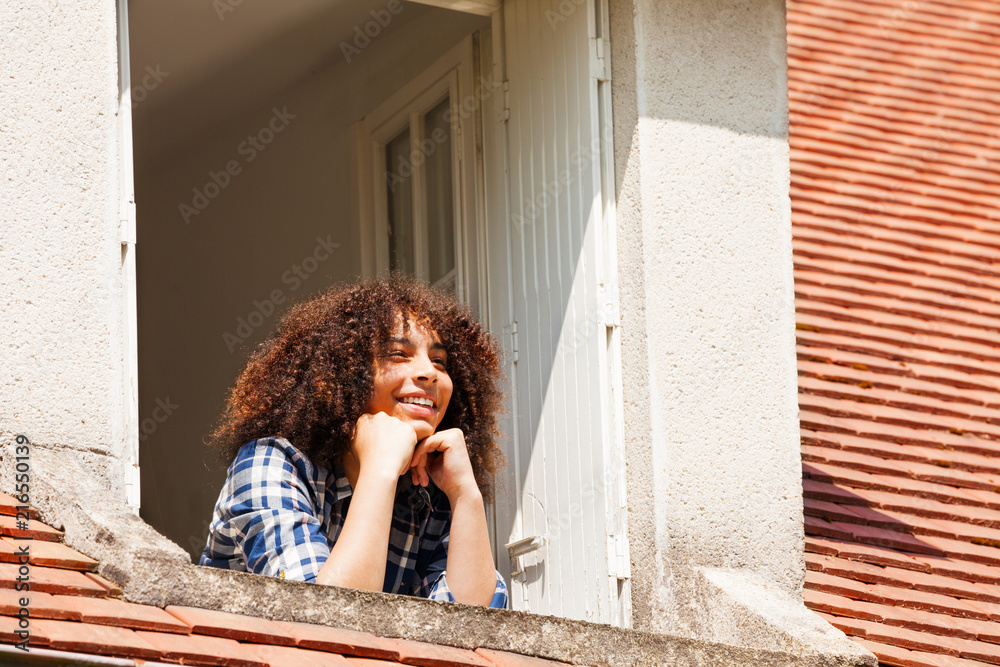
[445,483,483,506]
[356,464,403,489]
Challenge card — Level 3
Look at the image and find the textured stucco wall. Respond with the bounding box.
[0,0,130,501]
[611,0,806,644]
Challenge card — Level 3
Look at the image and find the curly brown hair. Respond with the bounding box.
[211,276,505,501]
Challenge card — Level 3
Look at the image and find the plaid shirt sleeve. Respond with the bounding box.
[422,532,510,609]
[203,439,331,582]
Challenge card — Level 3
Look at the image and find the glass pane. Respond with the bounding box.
[424,99,455,286]
[386,129,414,275]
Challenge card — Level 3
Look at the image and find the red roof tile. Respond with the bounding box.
[0,614,46,646]
[63,596,192,633]
[0,562,108,597]
[0,537,99,570]
[0,588,82,621]
[250,643,356,666]
[393,640,494,667]
[476,648,572,666]
[850,638,941,667]
[791,0,1000,665]
[277,620,408,661]
[804,589,887,623]
[33,618,161,660]
[85,571,125,598]
[0,495,38,520]
[133,630,266,667]
[0,516,62,542]
[165,604,295,645]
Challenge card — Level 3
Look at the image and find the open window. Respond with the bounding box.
[130,0,626,628]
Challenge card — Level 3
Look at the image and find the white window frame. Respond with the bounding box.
[356,37,483,306]
[117,0,140,511]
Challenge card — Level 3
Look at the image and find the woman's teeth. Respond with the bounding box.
[400,397,434,407]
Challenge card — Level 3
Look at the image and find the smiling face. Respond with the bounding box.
[367,316,453,441]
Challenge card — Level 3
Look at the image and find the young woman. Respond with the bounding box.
[199,277,508,607]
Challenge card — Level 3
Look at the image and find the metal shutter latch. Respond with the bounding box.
[506,535,545,579]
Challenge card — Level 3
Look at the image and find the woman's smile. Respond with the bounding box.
[396,395,438,419]
[398,395,435,408]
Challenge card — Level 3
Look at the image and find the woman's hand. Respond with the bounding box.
[318,412,417,591]
[410,428,497,605]
[351,412,419,481]
[408,428,480,501]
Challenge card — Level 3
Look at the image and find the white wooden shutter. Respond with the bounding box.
[486,0,629,626]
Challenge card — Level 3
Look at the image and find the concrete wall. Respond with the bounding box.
[134,9,488,557]
[610,0,808,646]
[0,0,133,505]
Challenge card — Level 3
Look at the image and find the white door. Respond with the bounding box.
[484,0,630,626]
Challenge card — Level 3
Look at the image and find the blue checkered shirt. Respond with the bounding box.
[199,437,508,608]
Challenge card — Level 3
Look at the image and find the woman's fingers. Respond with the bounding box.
[409,437,445,486]
[409,452,427,487]
[405,429,476,494]
[410,436,445,465]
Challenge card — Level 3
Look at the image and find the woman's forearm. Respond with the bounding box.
[315,469,398,590]
[444,489,497,605]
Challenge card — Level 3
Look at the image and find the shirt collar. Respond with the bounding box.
[397,472,434,509]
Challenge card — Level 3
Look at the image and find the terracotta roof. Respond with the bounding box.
[789,0,1000,665]
[0,492,571,666]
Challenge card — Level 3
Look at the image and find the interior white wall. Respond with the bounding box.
[134,6,488,557]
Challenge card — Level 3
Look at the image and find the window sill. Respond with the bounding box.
[15,448,874,667]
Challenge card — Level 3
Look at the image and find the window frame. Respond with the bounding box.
[118,0,140,511]
[356,37,481,306]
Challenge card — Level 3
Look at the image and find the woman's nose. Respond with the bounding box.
[411,353,437,382]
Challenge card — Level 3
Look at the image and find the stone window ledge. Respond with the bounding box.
[9,446,875,667]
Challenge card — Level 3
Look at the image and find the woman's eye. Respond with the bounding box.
[433,357,447,367]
